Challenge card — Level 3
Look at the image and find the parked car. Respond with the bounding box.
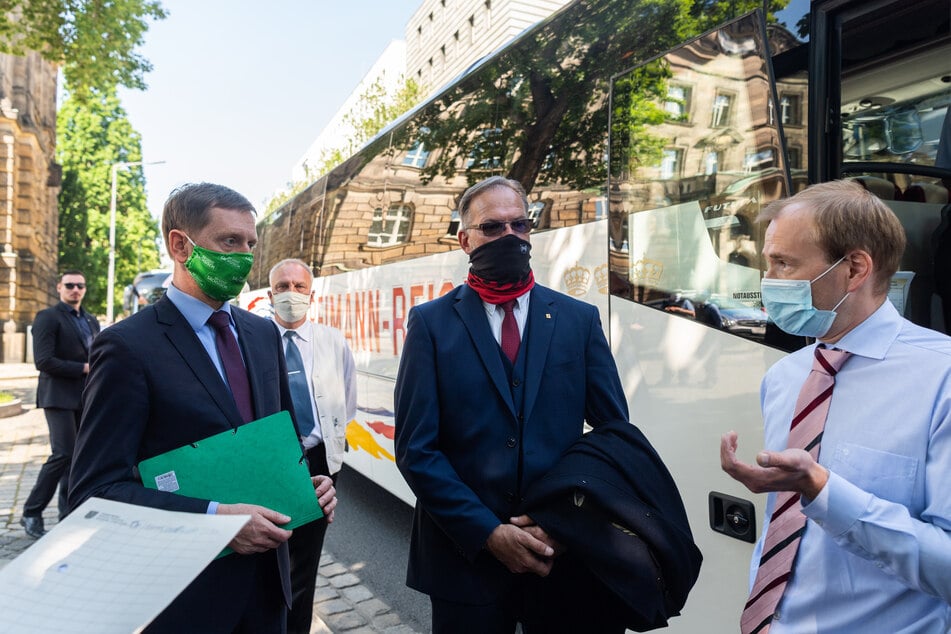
[706,294,767,339]
[129,270,171,313]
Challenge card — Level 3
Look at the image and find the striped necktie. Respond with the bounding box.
[740,346,851,634]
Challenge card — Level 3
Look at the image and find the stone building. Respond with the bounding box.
[0,50,60,362]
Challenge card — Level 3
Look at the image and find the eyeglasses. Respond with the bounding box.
[63,283,86,290]
[465,218,532,237]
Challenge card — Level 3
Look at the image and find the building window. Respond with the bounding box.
[368,204,413,247]
[594,197,607,220]
[467,128,504,170]
[711,93,733,127]
[447,209,461,236]
[660,148,683,180]
[743,148,776,172]
[780,93,801,126]
[402,143,430,169]
[787,146,802,169]
[665,84,691,122]
[704,151,719,175]
[527,201,546,228]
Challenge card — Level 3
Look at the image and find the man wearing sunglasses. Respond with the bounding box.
[20,270,99,538]
[395,177,631,632]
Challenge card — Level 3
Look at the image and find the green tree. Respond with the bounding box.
[0,0,167,100]
[56,87,160,316]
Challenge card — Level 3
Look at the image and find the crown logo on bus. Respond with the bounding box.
[594,264,609,294]
[563,263,591,297]
[631,257,664,285]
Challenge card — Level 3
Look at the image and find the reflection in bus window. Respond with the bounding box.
[609,15,786,345]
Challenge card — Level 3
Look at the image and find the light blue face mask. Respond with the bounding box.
[760,256,849,338]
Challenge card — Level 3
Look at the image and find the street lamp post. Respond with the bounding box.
[108,160,164,324]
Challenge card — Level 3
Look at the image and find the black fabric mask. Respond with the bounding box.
[468,234,532,284]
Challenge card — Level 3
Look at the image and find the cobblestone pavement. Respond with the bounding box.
[0,363,420,634]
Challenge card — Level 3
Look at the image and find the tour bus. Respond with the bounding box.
[241,0,951,629]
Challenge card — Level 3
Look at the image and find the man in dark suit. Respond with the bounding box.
[20,270,99,538]
[394,176,631,633]
[69,183,337,633]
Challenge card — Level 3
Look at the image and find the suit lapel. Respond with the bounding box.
[454,285,517,416]
[154,297,245,428]
[522,286,556,423]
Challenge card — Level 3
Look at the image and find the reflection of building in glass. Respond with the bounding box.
[608,18,805,309]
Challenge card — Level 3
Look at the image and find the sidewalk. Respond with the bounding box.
[0,363,418,634]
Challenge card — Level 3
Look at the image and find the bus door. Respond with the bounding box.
[812,0,951,335]
[606,11,794,630]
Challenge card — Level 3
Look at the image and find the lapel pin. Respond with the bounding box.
[545,313,551,319]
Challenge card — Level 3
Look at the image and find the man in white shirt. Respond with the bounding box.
[721,180,951,633]
[268,257,356,634]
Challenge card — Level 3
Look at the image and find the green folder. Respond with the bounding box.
[138,410,323,537]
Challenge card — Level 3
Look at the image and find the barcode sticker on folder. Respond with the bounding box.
[154,471,180,492]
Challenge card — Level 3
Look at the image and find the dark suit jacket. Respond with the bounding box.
[394,283,629,604]
[33,302,99,410]
[520,420,702,632]
[69,294,295,630]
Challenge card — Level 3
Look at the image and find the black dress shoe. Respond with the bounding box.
[20,516,46,539]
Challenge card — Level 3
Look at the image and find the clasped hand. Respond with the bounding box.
[486,515,563,577]
[720,431,829,500]
[217,474,337,555]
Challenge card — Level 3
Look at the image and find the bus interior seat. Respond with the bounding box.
[931,202,951,333]
[903,182,950,204]
[848,175,902,200]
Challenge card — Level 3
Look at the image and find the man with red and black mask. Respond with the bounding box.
[394,176,631,633]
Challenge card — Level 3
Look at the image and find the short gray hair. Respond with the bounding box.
[268,258,313,286]
[458,176,528,227]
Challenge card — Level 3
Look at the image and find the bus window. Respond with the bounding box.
[609,12,784,346]
[822,0,951,334]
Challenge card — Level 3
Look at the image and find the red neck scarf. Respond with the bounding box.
[467,270,535,304]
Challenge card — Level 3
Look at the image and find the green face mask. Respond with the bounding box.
[183,235,254,302]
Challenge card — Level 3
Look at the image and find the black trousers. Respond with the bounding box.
[23,407,80,519]
[286,442,333,634]
[431,554,626,634]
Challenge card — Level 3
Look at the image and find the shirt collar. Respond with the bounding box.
[481,288,530,317]
[166,283,233,332]
[274,318,311,343]
[828,299,901,361]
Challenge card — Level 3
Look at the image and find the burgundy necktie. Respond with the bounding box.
[500,299,520,364]
[207,311,254,423]
[741,346,851,634]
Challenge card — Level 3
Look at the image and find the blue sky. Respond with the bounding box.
[118,1,420,217]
